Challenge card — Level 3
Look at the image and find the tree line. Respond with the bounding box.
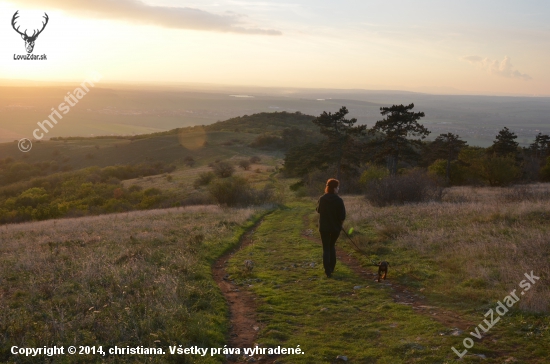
[283,104,550,190]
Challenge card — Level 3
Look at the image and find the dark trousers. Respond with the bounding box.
[320,231,340,275]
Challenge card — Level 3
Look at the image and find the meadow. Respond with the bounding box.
[0,205,266,363]
[346,184,550,313]
[1,180,549,362]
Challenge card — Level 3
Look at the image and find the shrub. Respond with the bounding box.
[113,188,124,199]
[238,160,251,171]
[428,159,469,185]
[179,192,214,206]
[193,171,216,189]
[249,134,283,149]
[183,156,195,167]
[478,155,521,186]
[208,177,273,207]
[212,162,235,178]
[249,156,261,164]
[540,157,550,182]
[128,185,143,192]
[208,177,248,206]
[364,170,445,206]
[360,164,389,185]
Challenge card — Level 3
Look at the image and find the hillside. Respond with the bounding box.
[0,112,320,224]
[1,186,549,362]
[0,112,317,170]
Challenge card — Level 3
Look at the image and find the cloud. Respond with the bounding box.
[462,55,531,80]
[14,0,282,35]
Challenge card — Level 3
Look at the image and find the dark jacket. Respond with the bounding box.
[316,193,346,232]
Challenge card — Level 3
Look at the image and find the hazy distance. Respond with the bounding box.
[1,82,549,147]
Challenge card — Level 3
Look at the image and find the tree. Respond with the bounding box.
[311,106,367,181]
[369,103,429,176]
[283,143,325,177]
[488,127,519,157]
[528,132,550,161]
[212,162,235,178]
[459,147,520,186]
[432,133,468,184]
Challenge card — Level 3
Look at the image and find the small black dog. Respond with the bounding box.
[377,261,389,282]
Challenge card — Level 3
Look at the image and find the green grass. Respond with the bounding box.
[224,200,550,363]
[0,206,269,363]
[341,193,550,363]
[227,203,468,363]
[2,184,549,362]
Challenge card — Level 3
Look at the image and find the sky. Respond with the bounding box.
[0,0,549,95]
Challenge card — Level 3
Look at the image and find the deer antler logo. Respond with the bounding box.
[12,11,49,54]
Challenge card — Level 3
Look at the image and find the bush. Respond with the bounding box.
[249,134,284,149]
[428,159,469,185]
[212,162,235,178]
[364,170,445,206]
[208,177,248,206]
[128,185,143,192]
[360,164,389,185]
[183,156,195,167]
[540,157,550,182]
[478,155,521,186]
[238,160,251,171]
[193,171,216,189]
[179,192,214,206]
[249,156,261,164]
[208,177,274,207]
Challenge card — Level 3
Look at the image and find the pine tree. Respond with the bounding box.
[529,132,550,161]
[489,127,519,157]
[369,103,429,176]
[433,133,468,184]
[311,106,367,181]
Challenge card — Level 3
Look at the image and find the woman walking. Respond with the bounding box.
[316,178,346,278]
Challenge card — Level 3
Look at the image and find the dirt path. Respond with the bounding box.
[301,218,474,331]
[212,220,276,363]
[211,209,512,362]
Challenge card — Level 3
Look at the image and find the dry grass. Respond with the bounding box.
[0,206,259,362]
[346,184,550,312]
[121,155,281,193]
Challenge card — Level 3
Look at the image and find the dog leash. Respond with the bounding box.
[340,227,387,268]
[340,227,369,256]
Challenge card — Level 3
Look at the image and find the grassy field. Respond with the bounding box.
[224,186,549,363]
[1,182,549,363]
[345,185,550,313]
[0,205,267,363]
[121,155,281,193]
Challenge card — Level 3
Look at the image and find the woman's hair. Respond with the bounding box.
[325,178,339,194]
